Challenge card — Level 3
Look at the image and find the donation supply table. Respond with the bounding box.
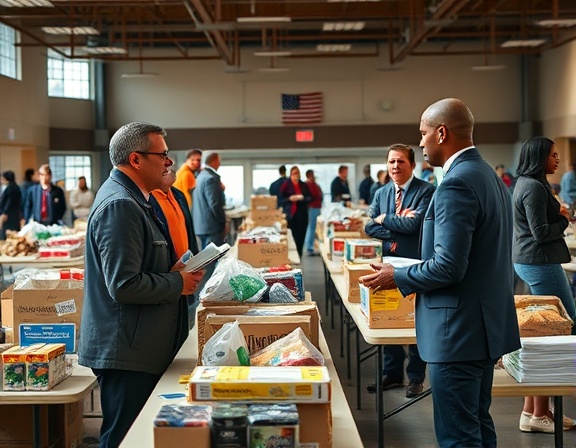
[319,245,576,448]
[121,330,363,448]
[0,365,97,448]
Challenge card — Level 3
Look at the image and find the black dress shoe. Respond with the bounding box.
[366,376,404,394]
[405,380,424,398]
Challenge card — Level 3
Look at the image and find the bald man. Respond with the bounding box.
[360,98,521,448]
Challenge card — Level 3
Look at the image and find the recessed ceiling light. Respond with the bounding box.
[322,22,365,32]
[82,46,127,55]
[471,65,506,71]
[42,26,99,35]
[316,44,351,52]
[237,17,291,23]
[501,39,546,48]
[0,0,53,6]
[254,50,292,57]
[257,67,290,73]
[535,19,576,28]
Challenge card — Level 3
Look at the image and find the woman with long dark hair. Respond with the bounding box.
[513,136,576,433]
[279,166,311,257]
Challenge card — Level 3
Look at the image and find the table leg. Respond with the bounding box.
[330,280,335,329]
[553,396,563,448]
[324,266,330,317]
[32,404,41,448]
[356,327,362,410]
[346,313,351,380]
[339,300,344,357]
[377,345,384,448]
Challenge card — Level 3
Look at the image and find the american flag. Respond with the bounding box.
[281,92,323,125]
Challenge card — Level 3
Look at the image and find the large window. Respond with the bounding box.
[219,165,244,208]
[0,23,18,79]
[49,155,92,191]
[47,49,90,99]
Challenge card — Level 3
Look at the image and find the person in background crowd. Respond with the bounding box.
[360,98,521,448]
[269,165,287,198]
[369,170,390,204]
[512,136,576,434]
[560,161,576,209]
[23,164,66,225]
[69,176,95,220]
[279,166,311,257]
[150,166,202,329]
[304,169,323,256]
[364,144,435,398]
[78,122,203,448]
[174,148,202,209]
[19,168,36,211]
[192,152,227,250]
[420,160,437,185]
[495,164,514,188]
[0,170,22,239]
[330,165,351,204]
[358,164,374,205]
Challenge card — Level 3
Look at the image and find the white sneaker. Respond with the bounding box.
[519,412,533,432]
[529,415,555,434]
[562,415,575,431]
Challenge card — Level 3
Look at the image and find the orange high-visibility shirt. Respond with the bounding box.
[173,164,196,207]
[151,189,189,259]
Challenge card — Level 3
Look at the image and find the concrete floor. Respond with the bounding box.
[81,253,576,448]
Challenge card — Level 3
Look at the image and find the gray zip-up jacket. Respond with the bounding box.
[78,169,185,375]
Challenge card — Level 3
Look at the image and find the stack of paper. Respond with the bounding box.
[502,335,576,383]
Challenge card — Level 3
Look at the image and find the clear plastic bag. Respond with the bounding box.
[200,257,267,303]
[202,321,250,366]
[249,327,324,367]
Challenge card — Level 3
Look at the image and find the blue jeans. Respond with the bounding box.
[428,359,497,448]
[304,207,321,252]
[514,263,576,331]
[383,344,426,383]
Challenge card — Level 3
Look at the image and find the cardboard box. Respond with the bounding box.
[344,239,382,263]
[359,284,415,329]
[196,302,321,361]
[250,195,278,211]
[1,284,14,328]
[202,315,314,362]
[343,263,375,303]
[154,426,211,448]
[322,231,361,259]
[188,366,331,403]
[26,343,68,391]
[0,398,83,448]
[248,209,284,224]
[11,279,83,345]
[298,403,332,448]
[237,241,289,267]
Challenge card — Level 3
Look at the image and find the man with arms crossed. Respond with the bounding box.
[79,122,203,447]
[364,144,435,398]
[361,98,521,447]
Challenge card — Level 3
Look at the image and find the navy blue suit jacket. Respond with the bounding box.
[365,177,435,259]
[24,183,66,225]
[395,148,521,363]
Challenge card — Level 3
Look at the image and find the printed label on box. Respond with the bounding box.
[19,323,77,353]
[54,299,77,316]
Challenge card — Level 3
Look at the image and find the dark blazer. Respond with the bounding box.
[269,176,287,198]
[192,168,226,236]
[394,148,521,363]
[24,183,66,225]
[365,177,435,258]
[278,180,312,221]
[0,182,22,231]
[330,176,350,202]
[512,176,570,264]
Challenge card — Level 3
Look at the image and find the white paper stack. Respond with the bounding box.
[502,335,576,383]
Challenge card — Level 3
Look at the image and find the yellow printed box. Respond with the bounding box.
[359,284,415,329]
[187,366,331,403]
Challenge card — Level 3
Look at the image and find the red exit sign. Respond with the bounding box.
[296,129,314,142]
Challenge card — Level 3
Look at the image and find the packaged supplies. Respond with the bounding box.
[211,403,248,448]
[153,404,212,427]
[200,258,267,303]
[344,239,382,263]
[202,321,250,367]
[514,295,573,337]
[249,328,324,367]
[260,268,305,302]
[248,403,299,448]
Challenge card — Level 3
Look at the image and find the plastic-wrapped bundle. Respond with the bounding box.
[250,328,324,367]
[200,257,267,303]
[154,404,212,427]
[260,268,305,301]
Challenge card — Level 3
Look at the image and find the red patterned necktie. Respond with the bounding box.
[395,187,403,215]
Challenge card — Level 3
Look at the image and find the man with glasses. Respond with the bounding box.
[174,148,203,208]
[23,164,66,226]
[78,122,204,448]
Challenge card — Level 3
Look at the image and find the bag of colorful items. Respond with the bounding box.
[250,328,324,367]
[256,266,305,303]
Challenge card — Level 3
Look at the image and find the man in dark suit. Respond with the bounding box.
[364,143,435,398]
[361,98,521,448]
[23,164,66,225]
[269,165,287,198]
[330,165,351,203]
